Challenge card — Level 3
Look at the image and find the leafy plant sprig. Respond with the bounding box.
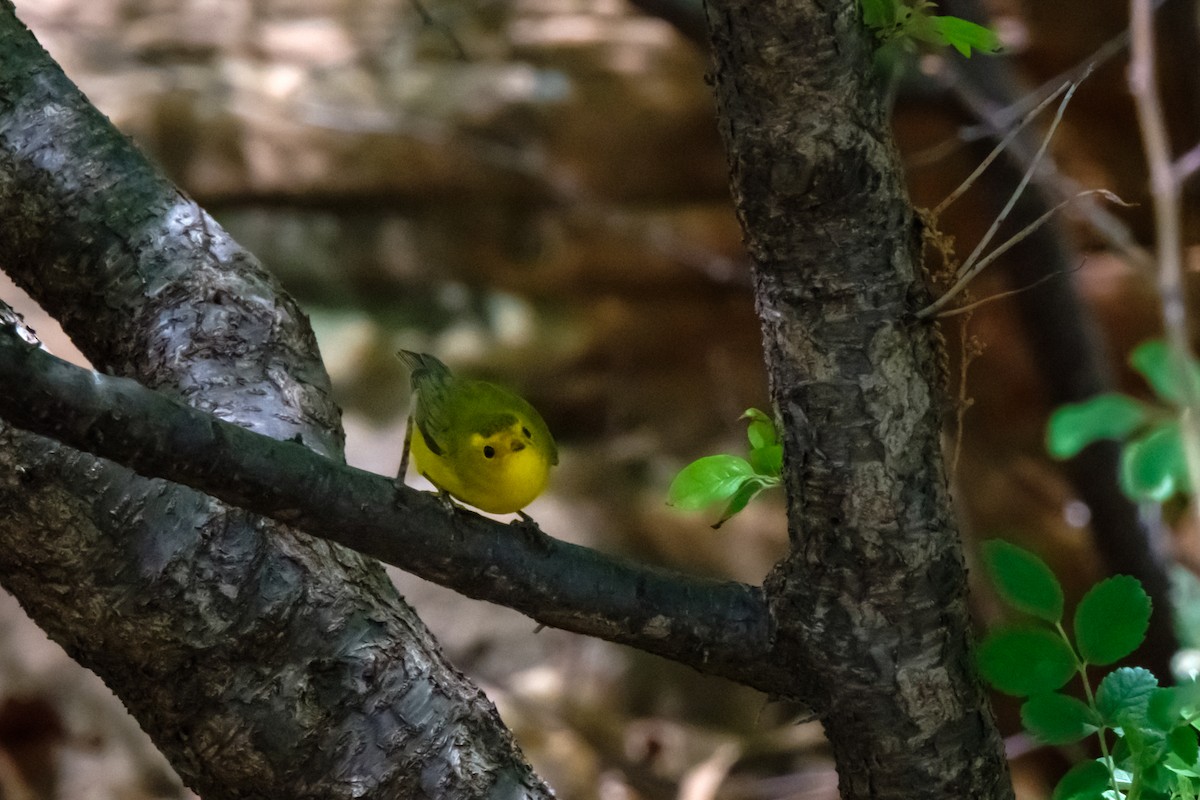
[978,539,1200,800]
[667,408,782,528]
[859,0,1001,57]
[1047,339,1195,502]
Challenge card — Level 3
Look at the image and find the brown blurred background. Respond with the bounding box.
[2,0,1199,797]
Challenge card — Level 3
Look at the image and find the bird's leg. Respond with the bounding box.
[436,486,464,514]
[394,414,414,490]
[510,510,552,551]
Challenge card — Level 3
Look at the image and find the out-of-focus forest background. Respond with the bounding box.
[1,0,1197,797]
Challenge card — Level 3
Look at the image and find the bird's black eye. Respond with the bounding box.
[483,445,496,458]
[522,427,531,438]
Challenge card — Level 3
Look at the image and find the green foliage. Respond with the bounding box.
[1075,577,1152,667]
[1131,340,1200,405]
[1047,394,1151,459]
[1046,337,1194,503]
[667,408,782,528]
[1021,692,1099,744]
[858,0,1000,57]
[976,625,1075,696]
[982,539,1064,622]
[1096,668,1157,727]
[1120,423,1188,503]
[977,541,1200,800]
[1052,760,1111,800]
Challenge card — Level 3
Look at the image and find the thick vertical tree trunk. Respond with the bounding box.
[702,0,1013,797]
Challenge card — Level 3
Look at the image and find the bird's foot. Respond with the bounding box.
[437,489,465,515]
[511,511,552,552]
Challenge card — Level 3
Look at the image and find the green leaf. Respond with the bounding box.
[1130,339,1200,405]
[1120,422,1188,502]
[750,444,783,477]
[1046,393,1152,459]
[1149,687,1182,731]
[667,455,757,510]
[742,408,778,450]
[977,625,1076,697]
[1076,575,1152,665]
[982,539,1064,623]
[1171,726,1199,767]
[1021,693,1100,744]
[928,14,1001,56]
[1096,667,1158,726]
[860,0,897,29]
[712,476,774,529]
[1052,759,1112,800]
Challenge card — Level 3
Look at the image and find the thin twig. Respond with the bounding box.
[935,264,1083,319]
[936,49,1156,277]
[951,318,975,476]
[917,187,1120,319]
[955,73,1087,277]
[1174,139,1200,183]
[411,0,468,60]
[911,24,1129,171]
[1129,0,1200,508]
[932,80,1071,218]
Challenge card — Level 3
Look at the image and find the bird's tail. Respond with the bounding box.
[396,350,452,387]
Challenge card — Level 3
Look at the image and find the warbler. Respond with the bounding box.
[397,350,557,515]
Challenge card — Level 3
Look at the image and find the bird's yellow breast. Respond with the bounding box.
[410,424,553,514]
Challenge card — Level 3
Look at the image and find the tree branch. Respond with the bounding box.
[0,326,792,696]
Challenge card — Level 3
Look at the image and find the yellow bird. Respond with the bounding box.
[397,350,558,515]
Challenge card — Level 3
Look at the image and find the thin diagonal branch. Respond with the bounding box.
[0,327,790,698]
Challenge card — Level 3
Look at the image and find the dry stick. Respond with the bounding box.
[1174,139,1200,182]
[932,80,1072,218]
[935,267,1081,319]
[1129,0,1200,510]
[917,187,1120,319]
[957,73,1086,275]
[916,75,1088,320]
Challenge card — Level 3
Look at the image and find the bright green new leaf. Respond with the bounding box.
[668,455,757,510]
[1052,759,1112,800]
[750,444,783,477]
[1120,422,1188,502]
[977,625,1076,697]
[742,408,778,450]
[1075,576,1151,665]
[928,14,1001,56]
[1130,339,1200,405]
[1096,667,1158,726]
[712,476,775,529]
[1046,393,1151,459]
[982,539,1064,623]
[1020,693,1099,744]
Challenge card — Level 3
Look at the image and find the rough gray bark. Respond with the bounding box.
[0,4,552,798]
[0,0,1018,797]
[702,0,1012,798]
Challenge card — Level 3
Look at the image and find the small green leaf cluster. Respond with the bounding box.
[667,409,782,529]
[1047,339,1196,501]
[859,0,1001,57]
[979,540,1200,800]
